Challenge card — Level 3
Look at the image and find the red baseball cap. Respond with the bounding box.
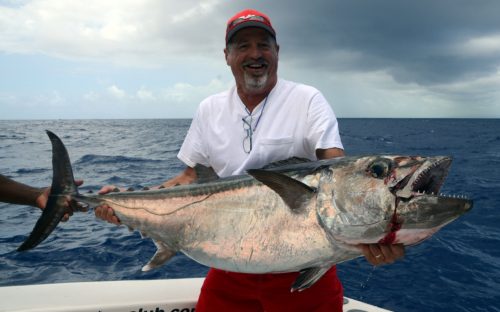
[225,9,276,44]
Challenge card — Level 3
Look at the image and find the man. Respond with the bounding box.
[96,9,404,311]
[0,174,82,220]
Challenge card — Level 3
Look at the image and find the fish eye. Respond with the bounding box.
[368,161,391,179]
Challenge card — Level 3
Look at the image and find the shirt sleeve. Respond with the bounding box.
[306,91,344,153]
[177,104,211,168]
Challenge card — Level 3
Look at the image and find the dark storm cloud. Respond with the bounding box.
[221,0,500,86]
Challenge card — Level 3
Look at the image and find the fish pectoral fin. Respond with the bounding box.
[291,267,330,292]
[141,240,176,272]
[247,169,316,213]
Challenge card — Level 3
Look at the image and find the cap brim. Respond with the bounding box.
[226,21,276,43]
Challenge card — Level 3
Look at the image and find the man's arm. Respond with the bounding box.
[0,174,44,208]
[0,174,83,221]
[316,147,345,160]
[160,167,197,188]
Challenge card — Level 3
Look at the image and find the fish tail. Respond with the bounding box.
[17,130,79,251]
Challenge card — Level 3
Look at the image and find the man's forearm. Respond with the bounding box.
[316,147,345,160]
[0,175,43,207]
[160,166,197,188]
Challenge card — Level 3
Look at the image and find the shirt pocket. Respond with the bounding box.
[256,136,295,165]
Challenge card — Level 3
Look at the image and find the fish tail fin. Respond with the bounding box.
[17,130,79,251]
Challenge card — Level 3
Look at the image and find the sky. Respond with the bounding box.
[1,0,500,119]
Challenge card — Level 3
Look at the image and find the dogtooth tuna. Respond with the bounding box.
[18,131,472,291]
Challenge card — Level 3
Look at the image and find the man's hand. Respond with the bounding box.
[161,167,197,188]
[94,167,196,226]
[358,243,405,266]
[35,179,85,222]
[94,185,122,225]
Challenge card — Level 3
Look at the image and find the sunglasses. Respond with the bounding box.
[242,115,253,153]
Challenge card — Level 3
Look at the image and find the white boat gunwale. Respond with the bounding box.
[0,278,392,312]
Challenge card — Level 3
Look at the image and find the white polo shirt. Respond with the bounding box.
[178,79,343,178]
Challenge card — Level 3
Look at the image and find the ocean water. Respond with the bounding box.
[0,119,499,312]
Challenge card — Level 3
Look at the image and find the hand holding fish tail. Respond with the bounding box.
[94,185,123,225]
[36,179,85,222]
[93,168,197,225]
[358,243,405,266]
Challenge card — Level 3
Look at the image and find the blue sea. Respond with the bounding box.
[0,119,499,312]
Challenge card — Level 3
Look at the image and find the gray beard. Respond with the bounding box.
[243,72,268,91]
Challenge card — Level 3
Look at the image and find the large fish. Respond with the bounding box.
[18,131,472,291]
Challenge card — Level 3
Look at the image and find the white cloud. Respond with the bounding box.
[460,33,500,57]
[107,85,126,99]
[136,87,156,101]
[100,79,230,105]
[0,0,224,66]
[1,1,499,119]
[72,79,231,118]
[171,0,219,24]
[161,78,230,104]
[83,91,99,102]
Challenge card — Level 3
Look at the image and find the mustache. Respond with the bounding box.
[242,58,268,67]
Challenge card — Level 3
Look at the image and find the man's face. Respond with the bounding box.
[225,28,279,96]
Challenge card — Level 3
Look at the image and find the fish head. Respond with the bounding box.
[317,155,472,246]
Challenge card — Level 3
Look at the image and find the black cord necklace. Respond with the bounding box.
[243,96,268,132]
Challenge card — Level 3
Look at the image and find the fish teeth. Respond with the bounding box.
[437,193,470,200]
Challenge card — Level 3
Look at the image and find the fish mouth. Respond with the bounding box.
[410,157,451,196]
[394,157,453,200]
[389,156,473,239]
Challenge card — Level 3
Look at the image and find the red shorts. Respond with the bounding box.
[195,267,343,312]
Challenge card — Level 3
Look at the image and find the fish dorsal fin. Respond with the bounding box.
[247,169,316,213]
[260,157,311,170]
[194,164,219,183]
